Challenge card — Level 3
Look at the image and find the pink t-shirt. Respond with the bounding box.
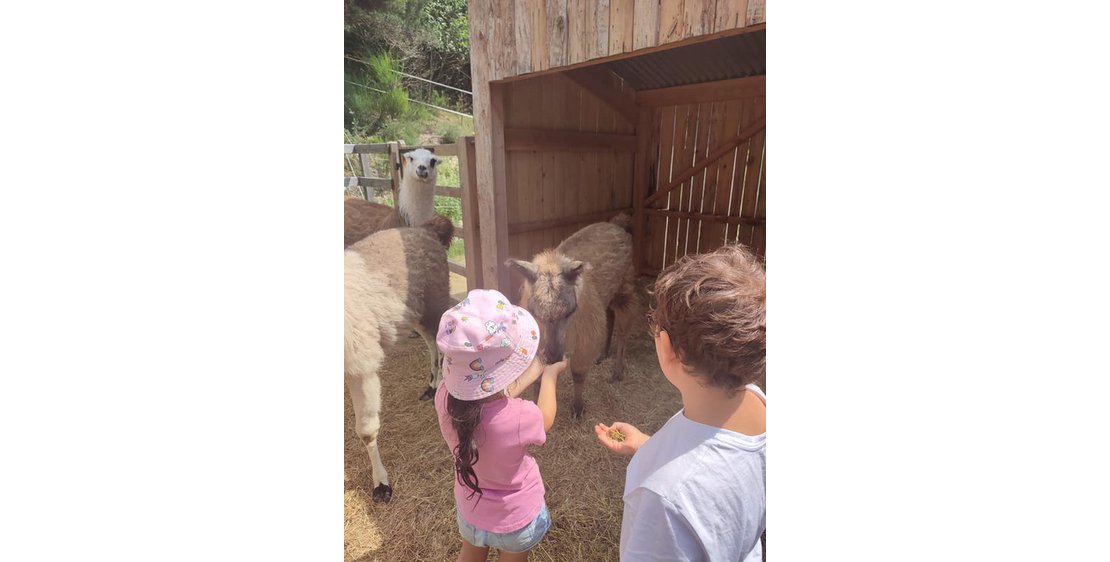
[435,382,547,533]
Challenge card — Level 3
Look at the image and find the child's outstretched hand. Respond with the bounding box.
[594,422,649,456]
[542,359,567,381]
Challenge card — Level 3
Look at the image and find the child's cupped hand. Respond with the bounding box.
[594,422,649,456]
[542,359,567,380]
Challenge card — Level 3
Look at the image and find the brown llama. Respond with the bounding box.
[344,148,442,246]
[506,214,639,420]
[345,214,453,502]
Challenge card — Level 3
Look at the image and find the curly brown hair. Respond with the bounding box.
[648,244,766,396]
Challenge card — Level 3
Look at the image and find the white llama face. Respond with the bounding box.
[404,148,441,181]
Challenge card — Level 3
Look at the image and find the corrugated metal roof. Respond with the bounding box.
[605,29,765,91]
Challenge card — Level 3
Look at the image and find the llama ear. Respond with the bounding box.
[562,260,589,282]
[505,259,539,282]
[427,147,436,153]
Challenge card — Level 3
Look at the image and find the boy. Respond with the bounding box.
[595,244,766,561]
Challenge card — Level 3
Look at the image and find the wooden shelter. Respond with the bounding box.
[467,0,767,294]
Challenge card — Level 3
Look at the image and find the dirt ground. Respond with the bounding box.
[344,308,685,561]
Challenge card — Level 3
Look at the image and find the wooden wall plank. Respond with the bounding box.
[649,104,677,271]
[633,0,660,50]
[596,0,611,59]
[529,0,549,72]
[658,0,685,44]
[609,0,635,55]
[713,0,747,32]
[514,1,534,76]
[492,0,517,81]
[747,0,765,25]
[683,0,714,39]
[567,0,588,64]
[547,0,569,68]
[505,128,638,152]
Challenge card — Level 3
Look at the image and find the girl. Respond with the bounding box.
[434,289,566,562]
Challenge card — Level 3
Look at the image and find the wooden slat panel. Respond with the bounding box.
[638,75,766,107]
[683,0,714,39]
[645,208,764,225]
[733,97,764,245]
[705,99,744,247]
[567,0,587,64]
[660,104,693,268]
[685,102,722,256]
[714,0,748,32]
[724,96,757,242]
[658,0,685,45]
[609,0,634,55]
[344,144,389,154]
[633,0,660,50]
[644,114,765,208]
[547,0,569,68]
[649,105,677,272]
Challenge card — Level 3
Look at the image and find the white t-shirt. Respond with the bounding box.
[620,384,766,562]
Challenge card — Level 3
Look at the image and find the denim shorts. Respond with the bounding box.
[456,504,551,553]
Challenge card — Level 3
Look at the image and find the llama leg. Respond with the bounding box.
[609,287,639,382]
[347,373,392,502]
[596,308,615,365]
[415,323,440,401]
[571,367,587,420]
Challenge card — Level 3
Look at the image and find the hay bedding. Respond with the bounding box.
[344,318,684,561]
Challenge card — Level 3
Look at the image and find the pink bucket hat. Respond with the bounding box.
[437,289,541,401]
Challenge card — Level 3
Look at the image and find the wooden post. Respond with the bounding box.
[358,153,372,201]
[388,141,403,201]
[632,107,652,274]
[474,84,511,292]
[457,136,484,292]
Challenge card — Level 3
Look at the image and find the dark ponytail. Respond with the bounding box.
[446,394,484,500]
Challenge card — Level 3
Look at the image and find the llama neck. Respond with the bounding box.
[397,177,435,226]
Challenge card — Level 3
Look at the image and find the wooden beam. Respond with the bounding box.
[564,66,639,124]
[644,116,765,208]
[344,144,390,154]
[644,208,765,226]
[631,107,652,274]
[457,136,483,291]
[494,23,765,84]
[509,207,632,234]
[637,75,766,107]
[435,186,463,198]
[504,128,637,152]
[399,144,459,156]
[448,259,467,276]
